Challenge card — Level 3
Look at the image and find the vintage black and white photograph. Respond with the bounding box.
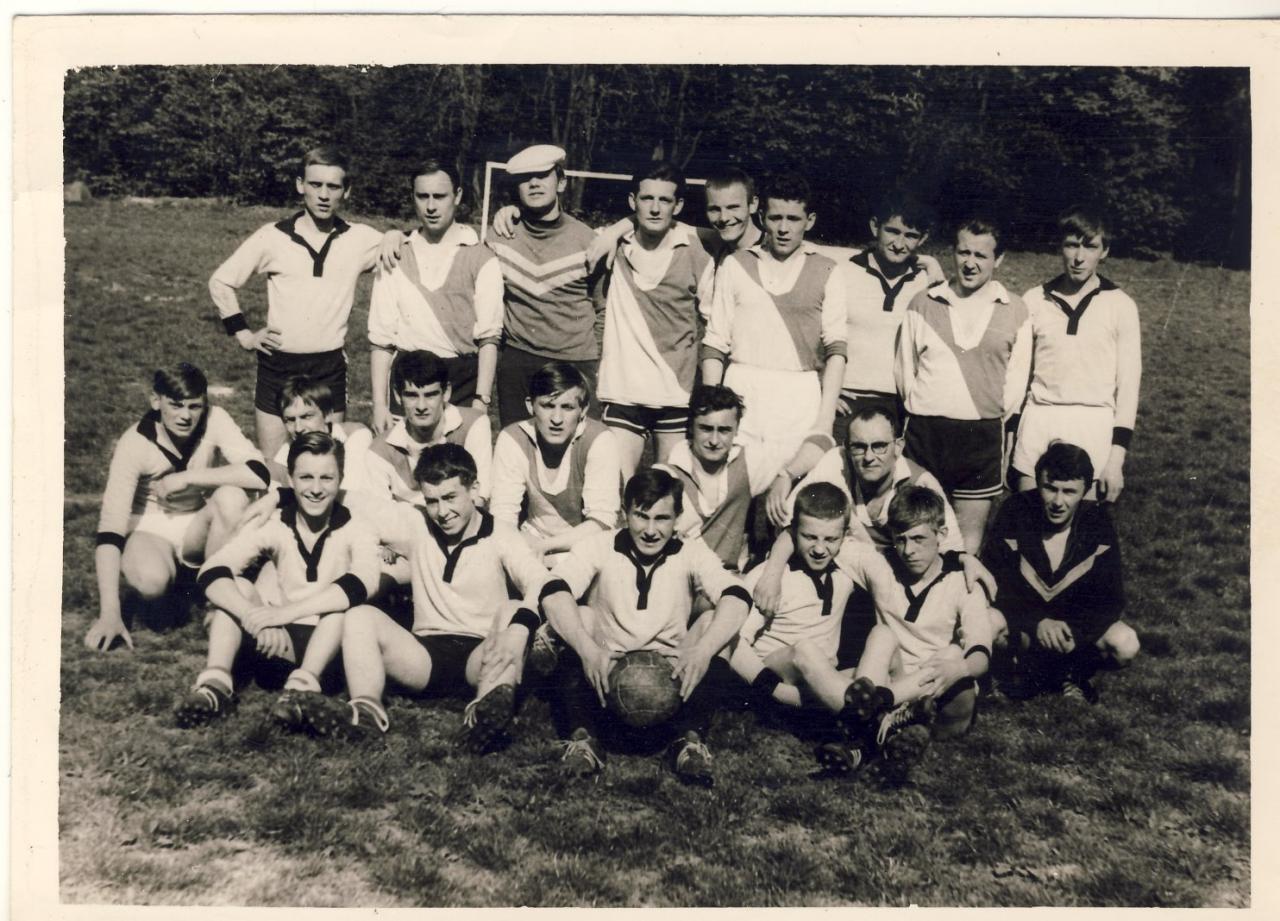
[11,12,1268,913]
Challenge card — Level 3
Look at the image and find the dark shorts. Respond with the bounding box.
[257,348,347,415]
[602,402,689,437]
[388,350,480,412]
[236,620,343,693]
[834,390,904,445]
[414,633,483,696]
[903,415,1004,500]
[496,344,600,427]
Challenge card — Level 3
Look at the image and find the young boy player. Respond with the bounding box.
[87,362,268,653]
[820,485,993,783]
[1012,207,1141,503]
[175,432,380,730]
[548,468,752,784]
[209,146,383,458]
[983,442,1140,702]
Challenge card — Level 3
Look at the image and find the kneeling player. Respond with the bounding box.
[548,468,752,785]
[87,362,269,652]
[315,444,574,749]
[822,485,993,783]
[731,483,902,716]
[175,432,379,730]
[983,442,1140,702]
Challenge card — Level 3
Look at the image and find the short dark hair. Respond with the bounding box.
[287,430,345,476]
[956,216,1005,256]
[300,146,350,185]
[846,405,902,439]
[872,191,934,234]
[276,376,336,417]
[1035,441,1095,487]
[704,165,756,203]
[624,467,684,516]
[631,160,685,199]
[792,481,850,524]
[415,442,478,488]
[528,361,588,405]
[888,485,947,534]
[393,351,449,395]
[1057,205,1111,249]
[760,173,812,213]
[409,158,462,193]
[153,362,208,401]
[688,384,744,422]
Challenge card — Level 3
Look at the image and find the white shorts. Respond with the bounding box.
[1012,401,1114,481]
[724,363,820,458]
[132,504,203,566]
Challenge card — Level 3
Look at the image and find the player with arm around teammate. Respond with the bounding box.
[983,442,1140,703]
[266,376,373,492]
[1011,207,1141,503]
[87,362,269,653]
[818,485,994,784]
[208,146,383,458]
[298,444,581,751]
[174,432,380,732]
[549,468,753,785]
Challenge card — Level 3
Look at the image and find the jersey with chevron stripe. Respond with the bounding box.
[489,212,603,361]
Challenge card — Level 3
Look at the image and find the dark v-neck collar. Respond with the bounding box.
[275,211,352,277]
[788,554,836,616]
[281,502,352,581]
[136,409,208,472]
[614,530,684,610]
[891,551,962,623]
[425,509,495,583]
[850,251,925,311]
[1042,274,1119,335]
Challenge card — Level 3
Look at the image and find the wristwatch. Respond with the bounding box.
[476,393,492,406]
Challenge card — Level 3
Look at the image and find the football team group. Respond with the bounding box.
[83,141,1142,787]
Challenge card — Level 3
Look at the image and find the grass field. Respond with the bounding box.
[58,199,1251,907]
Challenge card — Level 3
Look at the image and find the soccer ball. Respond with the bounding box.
[606,650,682,728]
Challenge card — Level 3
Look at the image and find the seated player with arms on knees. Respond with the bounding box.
[730,483,903,719]
[175,432,380,731]
[1011,207,1141,503]
[209,146,383,458]
[655,385,790,573]
[548,469,752,785]
[895,216,1032,553]
[300,443,577,749]
[982,442,1140,703]
[87,362,269,653]
[819,485,993,784]
[490,361,622,565]
[363,350,492,508]
[595,161,714,481]
[751,406,994,618]
[368,158,504,429]
[266,376,373,493]
[700,173,847,472]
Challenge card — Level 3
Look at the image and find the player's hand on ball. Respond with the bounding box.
[84,615,133,652]
[582,642,618,707]
[377,229,408,272]
[491,205,522,239]
[1036,618,1074,654]
[1098,455,1125,504]
[671,646,712,701]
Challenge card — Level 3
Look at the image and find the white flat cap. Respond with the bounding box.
[505,144,566,175]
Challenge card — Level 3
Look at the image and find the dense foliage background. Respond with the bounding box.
[64,64,1250,265]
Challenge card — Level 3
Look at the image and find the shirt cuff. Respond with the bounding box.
[1111,427,1133,449]
[699,344,728,364]
[335,573,368,607]
[539,578,572,603]
[222,314,250,336]
[95,531,127,551]
[821,341,848,361]
[510,606,542,633]
[197,566,235,593]
[720,584,752,607]
[246,460,271,487]
[1005,413,1021,435]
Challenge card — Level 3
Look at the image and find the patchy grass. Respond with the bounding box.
[60,200,1250,906]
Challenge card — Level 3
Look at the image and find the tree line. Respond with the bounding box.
[64,64,1250,266]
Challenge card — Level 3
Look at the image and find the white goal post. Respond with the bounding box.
[480,161,707,244]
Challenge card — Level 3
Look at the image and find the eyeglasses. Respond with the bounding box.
[848,441,892,457]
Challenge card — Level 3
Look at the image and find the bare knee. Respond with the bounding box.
[122,553,173,601]
[210,485,250,519]
[932,686,976,741]
[1100,622,1140,666]
[988,608,1009,648]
